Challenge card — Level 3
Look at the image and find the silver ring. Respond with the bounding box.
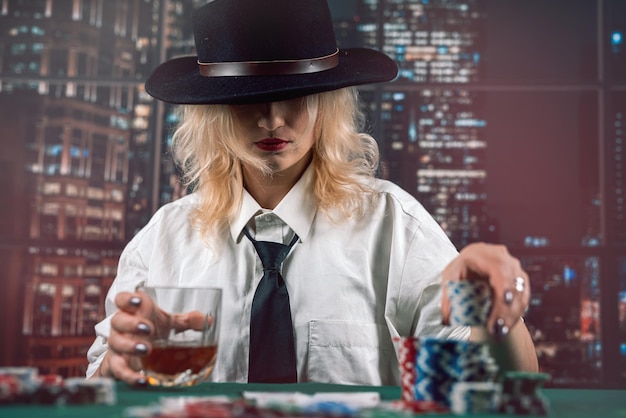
[504,289,514,304]
[514,276,526,293]
[495,317,510,338]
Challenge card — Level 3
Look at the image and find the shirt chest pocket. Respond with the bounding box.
[307,320,397,385]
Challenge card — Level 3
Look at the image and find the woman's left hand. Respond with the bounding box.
[441,242,531,339]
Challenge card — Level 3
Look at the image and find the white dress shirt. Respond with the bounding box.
[87,166,469,385]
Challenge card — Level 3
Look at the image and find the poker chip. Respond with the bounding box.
[39,374,64,386]
[390,399,449,414]
[499,393,550,416]
[123,405,168,418]
[500,371,550,395]
[303,400,357,416]
[0,367,121,407]
[0,374,20,403]
[125,398,237,418]
[446,280,492,326]
[0,366,41,403]
[449,381,502,414]
[414,338,498,406]
[498,371,551,415]
[64,377,116,405]
[31,374,66,405]
[392,279,552,416]
[184,400,239,418]
[394,336,419,402]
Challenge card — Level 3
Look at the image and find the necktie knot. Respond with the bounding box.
[243,228,299,273]
[255,241,291,272]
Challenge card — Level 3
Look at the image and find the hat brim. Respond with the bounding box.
[145,48,398,105]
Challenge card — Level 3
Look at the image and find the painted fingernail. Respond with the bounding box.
[504,289,514,305]
[494,317,509,341]
[129,296,142,307]
[136,323,151,334]
[135,343,148,354]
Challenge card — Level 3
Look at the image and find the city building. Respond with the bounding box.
[0,0,158,377]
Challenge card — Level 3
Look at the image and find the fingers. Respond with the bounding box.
[441,243,531,339]
[110,292,155,355]
[104,351,147,386]
[115,291,155,316]
[488,272,530,338]
[171,310,213,332]
[104,291,159,385]
[106,290,214,384]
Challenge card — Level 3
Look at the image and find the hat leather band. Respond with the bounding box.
[198,49,339,77]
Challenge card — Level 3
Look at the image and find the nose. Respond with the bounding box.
[257,102,286,132]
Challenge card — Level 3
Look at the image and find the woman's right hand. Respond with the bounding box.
[94,291,157,385]
[93,290,214,385]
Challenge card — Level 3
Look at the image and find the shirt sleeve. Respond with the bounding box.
[385,199,470,343]
[85,235,150,378]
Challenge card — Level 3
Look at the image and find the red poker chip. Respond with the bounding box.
[185,401,234,418]
[395,336,419,402]
[393,400,449,414]
[39,374,64,386]
[0,375,20,402]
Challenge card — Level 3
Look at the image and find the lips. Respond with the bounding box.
[254,137,289,152]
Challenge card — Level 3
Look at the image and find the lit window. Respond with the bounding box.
[31,26,45,36]
[110,209,123,221]
[40,263,58,276]
[11,43,27,54]
[110,189,124,202]
[41,202,59,215]
[87,187,104,199]
[66,184,79,197]
[37,283,56,295]
[86,206,103,218]
[43,182,61,195]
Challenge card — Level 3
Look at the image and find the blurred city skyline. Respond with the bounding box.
[0,0,624,387]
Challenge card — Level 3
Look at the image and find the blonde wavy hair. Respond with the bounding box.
[171,87,380,239]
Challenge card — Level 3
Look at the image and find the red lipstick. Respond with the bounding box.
[255,138,289,152]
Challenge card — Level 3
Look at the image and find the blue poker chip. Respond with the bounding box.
[446,280,492,326]
[416,339,493,378]
[449,382,502,414]
[303,401,357,416]
[413,337,501,407]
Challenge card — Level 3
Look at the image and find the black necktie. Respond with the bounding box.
[244,228,299,383]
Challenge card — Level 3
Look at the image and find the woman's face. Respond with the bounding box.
[229,96,318,178]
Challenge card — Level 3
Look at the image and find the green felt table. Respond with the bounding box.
[1,382,625,417]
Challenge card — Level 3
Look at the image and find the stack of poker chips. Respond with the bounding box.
[395,336,419,402]
[395,281,494,411]
[0,367,40,403]
[413,280,499,410]
[396,279,551,415]
[414,338,499,409]
[449,381,503,414]
[446,280,493,327]
[0,367,115,405]
[64,376,117,405]
[498,371,551,415]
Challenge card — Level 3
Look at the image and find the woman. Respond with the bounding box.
[87,0,537,385]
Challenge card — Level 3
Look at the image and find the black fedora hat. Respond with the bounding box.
[145,0,398,105]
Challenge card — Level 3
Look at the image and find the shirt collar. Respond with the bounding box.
[230,165,317,243]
